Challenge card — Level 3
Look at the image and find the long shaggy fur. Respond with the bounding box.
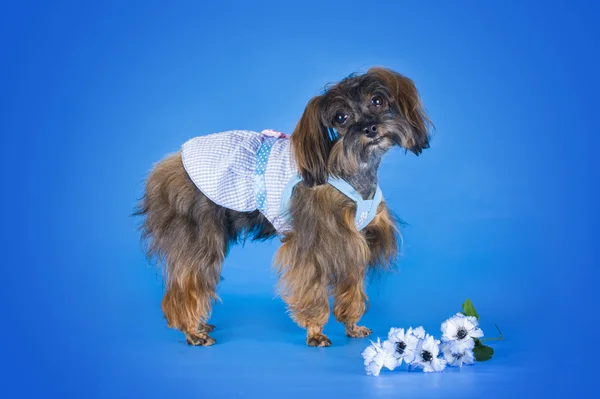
[135,67,431,347]
[134,152,276,344]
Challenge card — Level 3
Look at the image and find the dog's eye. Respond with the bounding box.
[334,112,348,125]
[371,96,384,107]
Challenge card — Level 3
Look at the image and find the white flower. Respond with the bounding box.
[361,338,399,376]
[441,313,483,353]
[411,334,446,372]
[442,343,475,367]
[409,326,426,339]
[387,327,421,364]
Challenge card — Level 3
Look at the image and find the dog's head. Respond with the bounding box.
[291,67,432,186]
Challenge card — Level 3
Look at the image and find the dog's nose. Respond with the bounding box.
[363,124,378,138]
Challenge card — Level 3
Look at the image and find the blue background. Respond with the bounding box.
[2,0,598,397]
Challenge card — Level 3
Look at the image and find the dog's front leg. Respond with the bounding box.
[276,238,332,346]
[333,277,372,338]
[284,268,331,347]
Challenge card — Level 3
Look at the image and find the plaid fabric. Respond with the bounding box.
[181,130,298,232]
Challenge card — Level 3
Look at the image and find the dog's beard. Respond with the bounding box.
[339,116,427,168]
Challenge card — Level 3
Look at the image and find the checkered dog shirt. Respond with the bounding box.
[181,129,382,234]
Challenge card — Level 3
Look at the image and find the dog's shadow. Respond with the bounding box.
[207,293,300,344]
[205,293,350,346]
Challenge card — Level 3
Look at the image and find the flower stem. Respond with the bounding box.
[479,324,504,342]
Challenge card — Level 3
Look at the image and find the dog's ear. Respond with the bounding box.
[368,67,432,152]
[291,96,331,187]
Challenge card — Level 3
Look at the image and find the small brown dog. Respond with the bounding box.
[135,67,431,347]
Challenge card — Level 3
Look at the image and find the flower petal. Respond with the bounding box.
[373,352,386,367]
[411,326,426,339]
[366,361,383,376]
[383,355,399,371]
[422,334,440,355]
[441,318,460,341]
[382,340,397,355]
[463,350,476,365]
[462,338,475,351]
[361,345,377,365]
[470,327,484,339]
[451,338,473,354]
[388,327,405,343]
[432,358,447,372]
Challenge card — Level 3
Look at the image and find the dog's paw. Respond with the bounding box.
[185,331,216,346]
[346,325,372,338]
[198,323,216,333]
[307,333,332,347]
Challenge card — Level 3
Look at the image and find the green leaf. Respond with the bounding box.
[461,298,480,320]
[473,338,494,361]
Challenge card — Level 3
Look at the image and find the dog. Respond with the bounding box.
[135,67,431,347]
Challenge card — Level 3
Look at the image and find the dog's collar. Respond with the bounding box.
[328,178,382,229]
[280,174,382,231]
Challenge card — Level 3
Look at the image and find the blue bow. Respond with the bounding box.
[321,72,359,141]
[327,127,339,141]
[320,72,359,95]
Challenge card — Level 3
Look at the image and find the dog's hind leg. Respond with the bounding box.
[160,245,224,347]
[160,207,227,346]
[136,152,227,346]
[160,201,228,346]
